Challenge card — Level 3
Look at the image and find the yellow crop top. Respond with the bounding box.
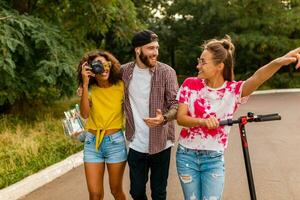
[85,81,124,150]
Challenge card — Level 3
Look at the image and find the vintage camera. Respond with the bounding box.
[90,60,105,74]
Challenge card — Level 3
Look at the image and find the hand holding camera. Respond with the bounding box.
[90,60,106,74]
[81,59,112,88]
[81,61,95,87]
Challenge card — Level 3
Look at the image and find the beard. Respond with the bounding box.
[139,50,156,68]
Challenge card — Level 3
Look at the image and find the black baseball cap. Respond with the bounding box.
[132,30,158,48]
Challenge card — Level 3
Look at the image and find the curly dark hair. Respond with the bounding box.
[77,50,122,86]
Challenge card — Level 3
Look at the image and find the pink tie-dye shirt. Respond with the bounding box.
[177,77,246,151]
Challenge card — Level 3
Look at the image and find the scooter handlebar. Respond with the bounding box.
[256,114,281,122]
[219,113,281,126]
[219,119,241,126]
[257,113,281,122]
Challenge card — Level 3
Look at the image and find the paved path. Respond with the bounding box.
[21,93,300,200]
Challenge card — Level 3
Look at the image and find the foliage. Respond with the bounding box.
[131,0,170,24]
[261,72,300,89]
[0,0,144,113]
[31,0,143,63]
[0,6,80,112]
[156,0,300,79]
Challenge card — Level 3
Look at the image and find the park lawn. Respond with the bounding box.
[0,97,83,189]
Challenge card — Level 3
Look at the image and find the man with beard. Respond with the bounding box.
[121,30,179,200]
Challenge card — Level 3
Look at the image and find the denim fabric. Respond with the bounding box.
[77,131,86,143]
[176,144,225,200]
[83,130,127,163]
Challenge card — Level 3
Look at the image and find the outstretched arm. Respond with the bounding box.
[242,47,300,97]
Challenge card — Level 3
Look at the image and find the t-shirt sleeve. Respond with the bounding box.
[235,81,248,104]
[176,78,191,104]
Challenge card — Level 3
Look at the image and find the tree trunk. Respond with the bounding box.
[12,0,38,14]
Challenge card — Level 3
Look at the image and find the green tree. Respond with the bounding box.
[0,4,78,113]
[159,0,300,78]
[31,0,143,63]
[0,0,144,113]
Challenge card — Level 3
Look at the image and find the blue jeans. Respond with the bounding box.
[176,144,225,200]
[83,130,127,163]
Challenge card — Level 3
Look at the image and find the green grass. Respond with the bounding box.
[0,97,83,189]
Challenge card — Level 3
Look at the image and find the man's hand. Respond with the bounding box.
[143,109,165,128]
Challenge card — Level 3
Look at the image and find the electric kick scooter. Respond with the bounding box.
[219,112,281,200]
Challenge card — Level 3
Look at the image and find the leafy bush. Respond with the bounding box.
[0,7,80,112]
[258,72,300,89]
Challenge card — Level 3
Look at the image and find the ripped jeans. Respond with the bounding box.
[176,144,225,200]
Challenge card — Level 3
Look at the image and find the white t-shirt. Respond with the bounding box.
[177,77,246,151]
[128,65,173,153]
[128,65,151,153]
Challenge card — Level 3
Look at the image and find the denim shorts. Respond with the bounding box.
[176,144,225,200]
[83,130,127,163]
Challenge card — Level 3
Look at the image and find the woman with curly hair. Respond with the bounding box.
[78,50,126,200]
